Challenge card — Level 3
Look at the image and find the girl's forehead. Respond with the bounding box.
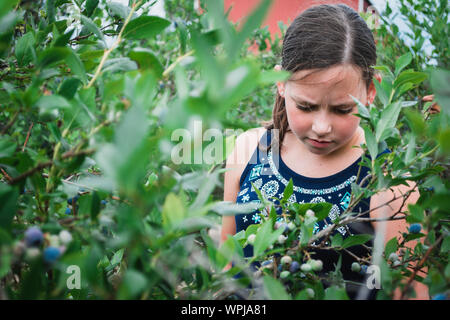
[286,64,366,102]
[289,64,362,85]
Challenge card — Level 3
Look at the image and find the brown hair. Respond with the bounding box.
[261,4,377,152]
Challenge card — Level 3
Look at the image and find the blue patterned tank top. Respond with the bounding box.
[235,128,390,299]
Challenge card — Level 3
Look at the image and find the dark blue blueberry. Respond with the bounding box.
[432,293,447,300]
[409,223,422,234]
[278,264,283,272]
[101,200,107,205]
[289,261,300,273]
[67,194,80,205]
[65,207,71,215]
[25,227,44,247]
[360,265,368,275]
[43,247,61,263]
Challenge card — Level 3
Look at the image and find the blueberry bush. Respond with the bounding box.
[0,0,448,300]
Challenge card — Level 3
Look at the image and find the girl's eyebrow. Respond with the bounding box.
[292,96,355,108]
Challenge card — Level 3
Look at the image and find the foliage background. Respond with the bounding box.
[0,0,448,300]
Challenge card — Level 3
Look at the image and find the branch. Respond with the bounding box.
[400,235,443,300]
[7,148,96,185]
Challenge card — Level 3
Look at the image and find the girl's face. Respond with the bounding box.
[277,64,376,157]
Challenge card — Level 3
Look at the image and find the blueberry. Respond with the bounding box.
[432,293,447,300]
[101,200,107,205]
[278,234,287,244]
[281,255,292,265]
[360,265,368,275]
[289,261,300,273]
[67,194,80,205]
[409,223,422,234]
[300,263,312,273]
[388,253,399,262]
[65,207,72,215]
[310,259,323,272]
[280,270,290,279]
[43,246,61,263]
[306,288,315,299]
[24,227,44,247]
[278,264,283,272]
[351,262,361,273]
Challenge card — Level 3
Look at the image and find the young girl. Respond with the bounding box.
[222,4,427,300]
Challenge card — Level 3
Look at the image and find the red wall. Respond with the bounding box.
[224,0,372,38]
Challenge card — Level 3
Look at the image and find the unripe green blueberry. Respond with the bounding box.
[287,222,296,230]
[388,252,399,262]
[310,259,323,272]
[306,288,315,299]
[247,234,256,245]
[278,234,287,244]
[301,263,312,273]
[49,235,60,247]
[392,260,402,267]
[281,255,292,265]
[351,262,361,273]
[59,230,72,245]
[280,270,290,279]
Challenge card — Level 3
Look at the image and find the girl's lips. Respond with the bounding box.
[308,138,332,148]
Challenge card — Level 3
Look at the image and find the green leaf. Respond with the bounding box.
[37,47,70,68]
[262,276,291,300]
[122,16,170,40]
[128,48,164,77]
[430,69,450,114]
[15,32,35,66]
[376,101,402,141]
[331,233,343,248]
[258,69,290,85]
[373,78,390,106]
[66,48,87,83]
[394,52,412,76]
[162,193,186,228]
[438,128,450,155]
[229,0,272,63]
[0,137,17,158]
[118,269,148,299]
[36,94,71,111]
[363,125,378,161]
[324,286,349,300]
[80,14,106,47]
[106,2,136,20]
[281,178,293,203]
[341,234,372,249]
[0,184,19,231]
[253,219,284,257]
[85,0,99,17]
[0,0,19,20]
[394,71,427,89]
[58,78,81,100]
[384,237,398,257]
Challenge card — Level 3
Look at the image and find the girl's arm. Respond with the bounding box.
[370,179,429,300]
[221,127,266,270]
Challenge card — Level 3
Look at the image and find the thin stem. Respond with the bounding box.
[85,0,142,89]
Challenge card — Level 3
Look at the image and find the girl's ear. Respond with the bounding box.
[367,77,378,104]
[274,65,285,97]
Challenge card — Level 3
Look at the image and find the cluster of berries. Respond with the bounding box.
[18,226,72,264]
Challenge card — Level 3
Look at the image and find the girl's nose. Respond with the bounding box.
[311,112,332,136]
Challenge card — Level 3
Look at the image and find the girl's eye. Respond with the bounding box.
[296,104,313,112]
[336,108,354,114]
